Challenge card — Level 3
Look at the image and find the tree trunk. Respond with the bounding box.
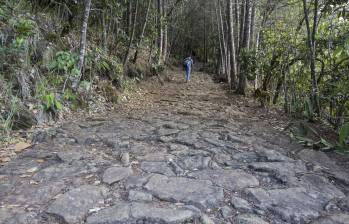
[76,0,92,86]
[273,75,284,105]
[127,0,133,35]
[133,0,152,63]
[236,0,251,95]
[227,0,237,89]
[102,12,108,50]
[218,0,228,81]
[234,0,240,53]
[215,0,226,78]
[239,0,246,53]
[249,0,256,49]
[204,1,208,64]
[302,0,320,115]
[124,0,139,66]
[162,0,168,63]
[157,0,164,64]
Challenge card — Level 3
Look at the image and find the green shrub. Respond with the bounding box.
[49,51,79,77]
[151,63,165,75]
[339,122,349,148]
[0,97,19,139]
[41,92,62,112]
[88,47,123,82]
[13,18,35,38]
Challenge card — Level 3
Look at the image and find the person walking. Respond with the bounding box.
[183,56,194,82]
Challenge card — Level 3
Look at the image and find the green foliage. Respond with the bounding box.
[151,63,165,75]
[49,51,79,77]
[41,92,62,112]
[63,89,77,101]
[0,5,7,21]
[87,47,124,82]
[303,97,315,121]
[240,49,258,81]
[12,17,35,38]
[121,77,139,93]
[36,78,63,113]
[79,81,92,92]
[338,122,349,147]
[0,98,18,139]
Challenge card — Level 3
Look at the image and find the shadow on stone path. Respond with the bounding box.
[1,69,349,224]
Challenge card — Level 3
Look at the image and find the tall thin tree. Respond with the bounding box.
[227,0,237,89]
[75,0,92,87]
[302,0,320,115]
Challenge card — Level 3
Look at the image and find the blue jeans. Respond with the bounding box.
[185,65,191,81]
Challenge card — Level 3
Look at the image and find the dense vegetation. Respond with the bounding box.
[0,0,348,151]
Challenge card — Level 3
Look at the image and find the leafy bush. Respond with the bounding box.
[49,51,79,76]
[41,92,62,112]
[87,47,123,82]
[0,98,18,139]
[151,63,165,75]
[13,18,35,38]
[339,122,349,148]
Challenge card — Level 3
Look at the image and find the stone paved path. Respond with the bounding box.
[1,69,349,224]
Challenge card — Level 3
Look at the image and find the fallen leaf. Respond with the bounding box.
[89,207,103,213]
[19,174,32,178]
[1,157,11,162]
[36,159,45,163]
[14,142,32,153]
[29,180,39,185]
[26,167,38,173]
[85,174,94,179]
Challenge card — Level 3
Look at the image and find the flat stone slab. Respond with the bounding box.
[231,196,252,212]
[299,174,345,200]
[311,214,349,224]
[256,148,292,162]
[157,127,180,136]
[57,150,84,163]
[140,161,175,176]
[32,163,88,182]
[190,169,259,191]
[338,196,349,212]
[232,152,259,163]
[102,166,133,185]
[177,155,212,171]
[86,201,197,224]
[249,162,306,184]
[47,185,106,223]
[131,202,196,223]
[5,211,40,224]
[125,174,151,189]
[144,174,224,209]
[298,149,338,170]
[4,181,65,206]
[128,190,153,201]
[233,214,270,224]
[246,187,328,223]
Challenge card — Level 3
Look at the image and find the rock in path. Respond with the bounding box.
[140,161,175,176]
[144,174,224,209]
[233,214,269,224]
[311,214,349,224]
[246,187,329,223]
[190,169,259,191]
[102,166,133,185]
[128,190,153,201]
[86,201,197,224]
[47,185,106,223]
[231,196,253,212]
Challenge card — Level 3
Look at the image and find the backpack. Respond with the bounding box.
[183,58,191,69]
